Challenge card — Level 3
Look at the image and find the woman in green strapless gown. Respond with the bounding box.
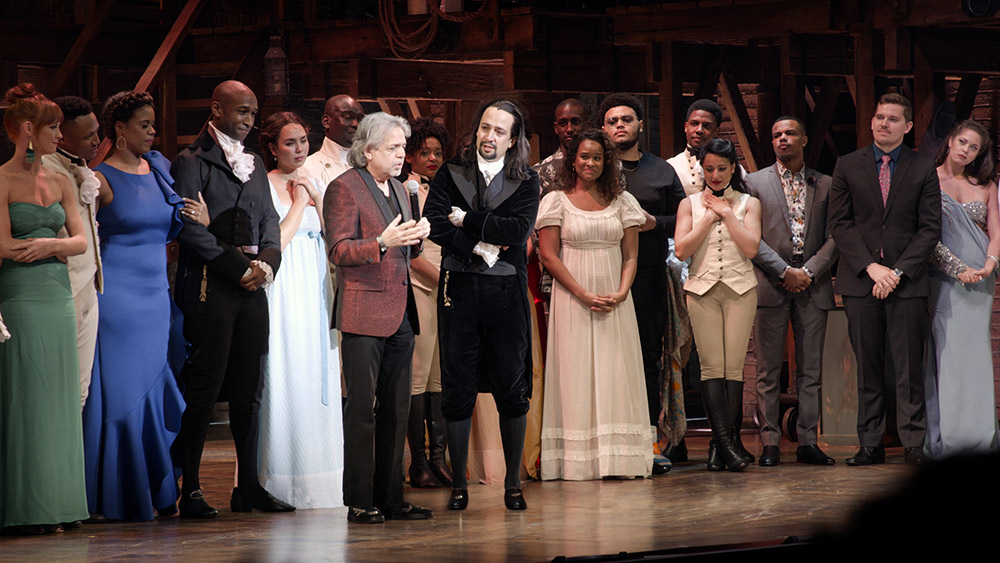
[0,83,89,534]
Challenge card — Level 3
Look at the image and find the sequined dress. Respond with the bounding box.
[925,192,1000,457]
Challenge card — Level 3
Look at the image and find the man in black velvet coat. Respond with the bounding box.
[424,100,539,512]
[170,80,294,517]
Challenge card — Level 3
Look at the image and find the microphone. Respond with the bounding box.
[404,179,421,222]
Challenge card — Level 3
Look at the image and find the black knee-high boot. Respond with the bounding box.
[426,392,452,487]
[407,393,439,488]
[702,379,749,472]
[726,380,755,465]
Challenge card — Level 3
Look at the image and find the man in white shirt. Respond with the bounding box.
[666,99,727,197]
[42,96,103,408]
[301,94,365,188]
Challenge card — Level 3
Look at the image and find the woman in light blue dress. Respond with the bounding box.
[256,112,343,508]
[925,119,1000,458]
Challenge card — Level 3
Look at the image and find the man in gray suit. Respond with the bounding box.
[745,116,838,466]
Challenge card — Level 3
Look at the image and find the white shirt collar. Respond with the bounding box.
[209,122,255,183]
[321,137,351,164]
[477,154,505,185]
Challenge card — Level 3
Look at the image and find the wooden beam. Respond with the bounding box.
[779,33,804,119]
[134,0,211,93]
[718,71,762,173]
[158,58,178,159]
[853,33,876,149]
[912,43,935,152]
[657,42,683,158]
[50,0,117,96]
[406,99,421,119]
[610,1,834,45]
[804,81,842,166]
[955,73,983,123]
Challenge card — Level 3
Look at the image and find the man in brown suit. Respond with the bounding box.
[324,112,433,524]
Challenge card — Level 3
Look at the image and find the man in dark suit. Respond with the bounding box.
[746,116,838,467]
[424,100,538,511]
[171,80,293,517]
[828,93,941,466]
[324,112,433,524]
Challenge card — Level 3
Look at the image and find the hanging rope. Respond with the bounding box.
[378,0,492,59]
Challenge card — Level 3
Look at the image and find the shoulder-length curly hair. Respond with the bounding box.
[935,119,995,187]
[558,129,623,201]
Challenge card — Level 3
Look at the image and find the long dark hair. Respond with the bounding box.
[460,99,532,181]
[699,138,747,193]
[558,129,622,202]
[259,111,310,170]
[935,119,996,187]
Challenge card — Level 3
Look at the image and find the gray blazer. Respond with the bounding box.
[745,163,838,309]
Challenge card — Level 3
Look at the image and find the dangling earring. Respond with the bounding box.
[25,140,35,163]
[116,136,127,151]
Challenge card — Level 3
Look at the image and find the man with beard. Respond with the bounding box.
[745,116,838,466]
[171,80,293,518]
[599,93,685,472]
[424,100,538,511]
[324,112,434,523]
[535,98,588,195]
[302,94,365,187]
[42,96,103,408]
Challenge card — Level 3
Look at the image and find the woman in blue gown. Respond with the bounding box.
[925,119,1000,458]
[0,83,89,535]
[84,90,186,521]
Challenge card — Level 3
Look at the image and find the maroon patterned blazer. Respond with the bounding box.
[323,167,417,338]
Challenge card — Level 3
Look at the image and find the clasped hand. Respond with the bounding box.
[781,268,812,293]
[867,263,900,299]
[702,193,732,218]
[381,215,430,248]
[10,237,63,263]
[577,290,625,313]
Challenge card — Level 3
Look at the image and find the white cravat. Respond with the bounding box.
[209,122,255,183]
[477,154,505,186]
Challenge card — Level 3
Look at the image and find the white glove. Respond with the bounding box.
[448,206,466,227]
[473,242,501,268]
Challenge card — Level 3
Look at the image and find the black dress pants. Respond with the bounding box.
[173,275,269,494]
[632,266,668,426]
[341,313,414,509]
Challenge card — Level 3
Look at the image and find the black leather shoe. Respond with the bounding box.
[409,464,441,488]
[448,488,469,510]
[231,486,296,513]
[347,505,384,524]
[706,440,724,472]
[845,446,885,466]
[904,447,929,465]
[663,438,688,463]
[504,488,527,510]
[178,489,218,519]
[383,501,433,520]
[797,444,835,465]
[759,445,781,466]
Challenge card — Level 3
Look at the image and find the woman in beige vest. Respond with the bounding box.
[675,138,761,472]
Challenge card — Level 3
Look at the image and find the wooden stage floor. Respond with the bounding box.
[0,433,920,562]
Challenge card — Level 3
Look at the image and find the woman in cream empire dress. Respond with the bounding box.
[538,129,652,480]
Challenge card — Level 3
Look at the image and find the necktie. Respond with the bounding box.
[879,154,891,206]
